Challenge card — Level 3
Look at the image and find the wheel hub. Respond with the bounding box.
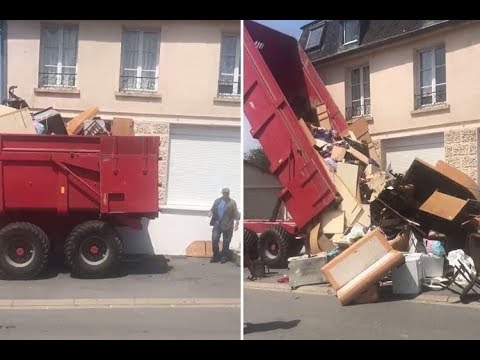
[90,245,99,254]
[15,247,25,257]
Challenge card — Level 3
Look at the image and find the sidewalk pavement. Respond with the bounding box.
[244,267,480,309]
[0,255,241,307]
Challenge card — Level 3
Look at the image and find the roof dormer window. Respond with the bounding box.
[305,24,325,49]
[342,20,359,45]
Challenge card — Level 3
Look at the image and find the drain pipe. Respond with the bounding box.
[0,20,5,102]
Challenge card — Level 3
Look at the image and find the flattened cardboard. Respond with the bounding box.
[435,160,480,200]
[334,174,363,227]
[298,118,316,147]
[318,233,337,252]
[419,190,467,221]
[0,107,35,134]
[315,139,328,149]
[347,147,370,165]
[337,163,360,198]
[308,220,323,254]
[331,146,346,161]
[321,210,345,234]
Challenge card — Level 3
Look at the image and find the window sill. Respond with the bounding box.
[347,115,373,124]
[34,87,80,95]
[161,204,210,212]
[115,91,162,100]
[411,103,450,116]
[213,96,241,104]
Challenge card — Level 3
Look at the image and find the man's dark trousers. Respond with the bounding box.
[212,224,233,261]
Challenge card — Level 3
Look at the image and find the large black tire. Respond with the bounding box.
[244,228,259,261]
[65,220,123,278]
[0,222,49,280]
[288,238,305,257]
[258,226,294,268]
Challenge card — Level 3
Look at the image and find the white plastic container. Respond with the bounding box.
[421,254,444,278]
[392,253,424,295]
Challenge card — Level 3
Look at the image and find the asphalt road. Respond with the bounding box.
[0,307,240,340]
[244,288,480,340]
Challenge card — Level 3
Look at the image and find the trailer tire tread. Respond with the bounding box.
[65,220,123,278]
[258,226,294,268]
[0,222,49,280]
[244,228,259,261]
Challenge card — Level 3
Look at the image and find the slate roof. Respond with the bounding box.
[300,20,463,63]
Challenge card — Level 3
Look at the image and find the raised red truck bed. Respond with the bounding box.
[243,20,348,267]
[0,133,159,279]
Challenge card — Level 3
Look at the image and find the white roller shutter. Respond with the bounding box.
[167,125,241,209]
[384,133,444,174]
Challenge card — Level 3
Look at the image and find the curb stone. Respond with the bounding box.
[244,280,480,308]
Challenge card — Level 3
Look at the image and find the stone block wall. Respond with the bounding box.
[444,128,479,182]
[134,121,170,205]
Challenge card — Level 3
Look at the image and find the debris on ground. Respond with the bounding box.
[289,107,480,305]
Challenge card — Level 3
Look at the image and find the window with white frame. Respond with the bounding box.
[305,24,325,49]
[348,66,370,119]
[39,24,78,88]
[417,46,446,108]
[343,20,359,45]
[218,34,241,97]
[120,30,159,92]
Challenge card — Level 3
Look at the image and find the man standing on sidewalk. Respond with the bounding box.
[208,188,240,263]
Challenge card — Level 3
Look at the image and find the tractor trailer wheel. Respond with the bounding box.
[0,222,50,280]
[65,220,123,278]
[258,226,294,268]
[244,228,259,261]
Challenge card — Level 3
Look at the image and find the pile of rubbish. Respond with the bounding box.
[288,103,480,306]
[0,86,133,136]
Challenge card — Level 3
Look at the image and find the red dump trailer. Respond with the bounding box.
[243,20,349,267]
[0,133,159,279]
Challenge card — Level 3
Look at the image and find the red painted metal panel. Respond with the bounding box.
[244,20,348,230]
[244,220,298,235]
[0,134,159,218]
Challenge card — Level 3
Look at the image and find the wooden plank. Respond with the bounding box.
[434,160,480,200]
[319,118,331,130]
[347,147,370,165]
[355,204,371,227]
[337,163,360,198]
[321,209,345,234]
[331,146,346,161]
[419,190,468,221]
[316,104,327,115]
[112,117,134,136]
[66,107,99,135]
[334,173,363,227]
[298,118,316,147]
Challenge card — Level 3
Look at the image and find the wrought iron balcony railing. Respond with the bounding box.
[217,80,241,98]
[39,72,76,88]
[414,90,446,110]
[119,75,158,93]
[345,104,371,120]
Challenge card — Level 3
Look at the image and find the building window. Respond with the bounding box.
[218,34,241,97]
[120,30,159,93]
[343,20,359,45]
[347,66,370,120]
[305,25,325,49]
[39,25,78,88]
[416,46,446,109]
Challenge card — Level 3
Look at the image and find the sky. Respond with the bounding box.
[243,20,314,153]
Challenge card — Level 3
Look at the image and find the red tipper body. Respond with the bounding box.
[243,20,348,233]
[0,134,159,232]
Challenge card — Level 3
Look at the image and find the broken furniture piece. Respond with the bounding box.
[288,253,328,290]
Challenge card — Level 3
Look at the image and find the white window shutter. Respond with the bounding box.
[167,125,241,209]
